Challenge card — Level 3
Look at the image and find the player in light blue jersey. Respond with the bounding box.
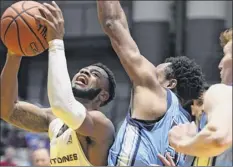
[97,1,205,165]
[169,28,232,166]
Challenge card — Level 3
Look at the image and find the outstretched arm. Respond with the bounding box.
[170,84,232,157]
[97,1,162,91]
[188,84,232,156]
[1,53,53,132]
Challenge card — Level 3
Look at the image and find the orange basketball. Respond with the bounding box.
[0,1,48,56]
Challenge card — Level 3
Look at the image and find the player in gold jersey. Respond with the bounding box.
[1,1,116,166]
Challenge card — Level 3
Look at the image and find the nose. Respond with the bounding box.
[218,59,223,70]
[80,69,90,77]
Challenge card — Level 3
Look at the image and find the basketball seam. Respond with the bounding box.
[2,6,38,43]
[15,20,26,55]
[1,6,37,20]
[10,5,46,51]
[22,1,46,50]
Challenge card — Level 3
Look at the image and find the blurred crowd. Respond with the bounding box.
[0,117,50,166]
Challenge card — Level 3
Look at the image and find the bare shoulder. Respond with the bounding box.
[204,84,232,112]
[89,111,115,141]
[205,84,232,102]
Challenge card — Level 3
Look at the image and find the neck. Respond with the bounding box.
[75,97,99,111]
[175,94,185,106]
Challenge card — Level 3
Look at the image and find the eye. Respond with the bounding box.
[92,72,99,77]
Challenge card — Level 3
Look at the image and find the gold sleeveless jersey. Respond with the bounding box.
[48,118,92,166]
[192,113,213,166]
[192,157,213,166]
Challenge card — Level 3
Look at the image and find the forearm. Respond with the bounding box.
[97,0,132,49]
[97,1,128,31]
[47,40,86,130]
[97,0,156,86]
[0,54,21,119]
[178,124,231,157]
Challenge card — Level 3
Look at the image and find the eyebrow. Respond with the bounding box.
[91,69,101,74]
[92,68,109,78]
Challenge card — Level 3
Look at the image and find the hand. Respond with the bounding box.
[169,122,197,151]
[158,153,176,166]
[150,153,176,166]
[35,1,64,42]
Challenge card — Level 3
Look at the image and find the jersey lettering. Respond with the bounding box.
[50,153,78,164]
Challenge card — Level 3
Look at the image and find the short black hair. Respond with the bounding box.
[92,63,116,106]
[165,56,205,101]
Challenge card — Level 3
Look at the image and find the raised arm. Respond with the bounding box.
[97,1,161,89]
[35,2,114,140]
[1,53,54,132]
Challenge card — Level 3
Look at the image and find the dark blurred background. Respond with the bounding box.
[0,0,232,165]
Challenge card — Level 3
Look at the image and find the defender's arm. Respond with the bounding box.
[97,1,163,91]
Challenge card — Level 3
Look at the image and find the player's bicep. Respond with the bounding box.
[204,84,232,135]
[6,101,53,132]
[204,84,232,114]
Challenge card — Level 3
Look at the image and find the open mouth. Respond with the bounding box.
[76,75,88,86]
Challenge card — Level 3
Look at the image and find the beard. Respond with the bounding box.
[72,85,102,101]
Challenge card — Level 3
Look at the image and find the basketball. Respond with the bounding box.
[0,1,48,56]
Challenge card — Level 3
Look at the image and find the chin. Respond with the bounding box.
[74,84,89,90]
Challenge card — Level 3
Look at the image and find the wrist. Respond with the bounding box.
[49,39,64,51]
[7,50,23,57]
[6,53,22,62]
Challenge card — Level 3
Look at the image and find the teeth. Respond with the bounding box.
[77,77,87,85]
[81,78,86,84]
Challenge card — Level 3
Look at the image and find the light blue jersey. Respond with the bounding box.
[184,112,232,166]
[108,89,191,166]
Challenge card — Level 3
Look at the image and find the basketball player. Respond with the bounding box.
[150,86,209,166]
[168,28,232,166]
[97,0,205,166]
[1,2,116,166]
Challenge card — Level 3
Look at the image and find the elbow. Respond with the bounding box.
[48,95,64,112]
[213,135,232,148]
[207,125,232,151]
[208,136,232,156]
[49,100,65,112]
[0,100,16,120]
[0,108,9,121]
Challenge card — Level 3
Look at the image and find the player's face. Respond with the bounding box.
[71,66,109,101]
[156,62,177,89]
[219,40,232,85]
[191,96,204,118]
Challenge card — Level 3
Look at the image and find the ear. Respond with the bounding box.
[167,79,177,89]
[99,90,109,104]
